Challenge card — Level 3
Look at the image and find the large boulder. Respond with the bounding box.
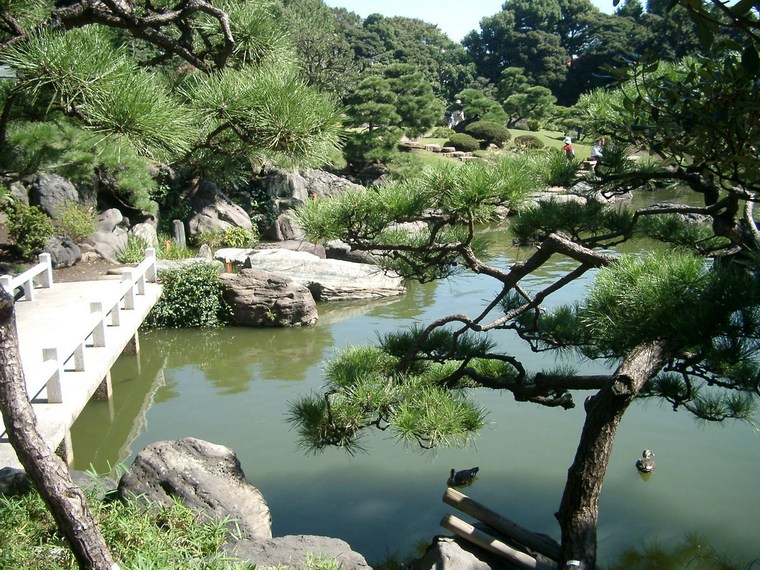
[224,535,372,570]
[93,208,128,263]
[129,222,159,248]
[29,173,79,217]
[411,537,504,570]
[187,179,253,236]
[0,467,31,497]
[44,235,82,268]
[219,268,318,327]
[257,167,364,241]
[244,249,405,301]
[117,438,272,540]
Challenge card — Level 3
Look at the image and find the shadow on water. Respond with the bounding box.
[70,216,760,567]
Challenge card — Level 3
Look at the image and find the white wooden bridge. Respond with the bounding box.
[0,250,162,469]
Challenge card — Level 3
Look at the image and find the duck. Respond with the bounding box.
[635,449,655,473]
[448,467,479,487]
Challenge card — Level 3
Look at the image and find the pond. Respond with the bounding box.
[70,188,760,567]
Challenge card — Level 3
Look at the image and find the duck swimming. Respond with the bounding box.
[448,467,479,487]
[636,449,655,473]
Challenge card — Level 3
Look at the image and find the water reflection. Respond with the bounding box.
[70,216,760,567]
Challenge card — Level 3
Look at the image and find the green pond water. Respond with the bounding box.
[70,189,760,567]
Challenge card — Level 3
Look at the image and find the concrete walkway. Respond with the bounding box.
[1,264,161,469]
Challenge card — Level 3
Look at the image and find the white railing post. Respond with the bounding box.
[145,248,157,283]
[41,348,63,403]
[90,302,106,347]
[22,278,34,301]
[0,275,10,296]
[71,342,85,371]
[38,253,53,288]
[122,269,136,310]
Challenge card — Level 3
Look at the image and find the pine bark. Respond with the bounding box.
[0,290,118,570]
[556,341,671,569]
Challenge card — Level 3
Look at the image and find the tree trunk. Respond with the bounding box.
[556,341,671,569]
[0,290,118,570]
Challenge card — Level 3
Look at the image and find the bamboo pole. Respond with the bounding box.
[441,514,555,570]
[443,487,561,561]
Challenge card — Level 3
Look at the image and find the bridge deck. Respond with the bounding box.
[1,276,161,469]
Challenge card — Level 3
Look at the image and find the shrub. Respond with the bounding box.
[526,119,541,132]
[145,263,229,328]
[3,201,55,257]
[194,226,258,249]
[513,135,545,150]
[428,125,454,138]
[117,235,150,264]
[464,121,511,147]
[58,202,97,242]
[444,133,480,153]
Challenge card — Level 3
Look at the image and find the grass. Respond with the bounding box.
[0,489,347,569]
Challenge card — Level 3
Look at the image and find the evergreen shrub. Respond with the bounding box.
[444,133,480,152]
[145,263,229,328]
[514,135,545,150]
[3,201,54,257]
[464,121,511,147]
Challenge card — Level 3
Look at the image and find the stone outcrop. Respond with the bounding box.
[411,537,504,570]
[257,167,364,241]
[117,437,272,540]
[29,173,80,217]
[129,222,159,248]
[244,249,405,301]
[44,235,82,268]
[93,208,128,263]
[219,268,319,327]
[186,179,253,237]
[224,535,372,570]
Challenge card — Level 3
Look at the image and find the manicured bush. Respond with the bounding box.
[464,121,511,147]
[444,133,480,152]
[526,119,541,132]
[3,201,55,257]
[428,125,454,138]
[513,135,545,150]
[145,263,230,328]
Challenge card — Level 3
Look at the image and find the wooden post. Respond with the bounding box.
[443,488,561,561]
[441,515,554,570]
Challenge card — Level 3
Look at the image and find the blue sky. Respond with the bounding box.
[322,0,617,42]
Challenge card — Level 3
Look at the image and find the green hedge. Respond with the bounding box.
[464,121,511,147]
[444,133,480,152]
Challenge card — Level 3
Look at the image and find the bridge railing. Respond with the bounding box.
[0,253,53,301]
[25,248,158,405]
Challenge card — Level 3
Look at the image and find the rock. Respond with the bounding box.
[264,211,306,241]
[224,535,372,570]
[256,167,364,241]
[219,268,318,327]
[253,241,327,259]
[0,467,32,497]
[186,180,253,237]
[44,236,82,268]
[117,438,272,540]
[29,173,79,217]
[244,249,405,301]
[411,537,500,570]
[129,222,159,248]
[93,208,128,263]
[9,181,29,205]
[70,471,118,503]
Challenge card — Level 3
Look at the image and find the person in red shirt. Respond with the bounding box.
[563,136,575,160]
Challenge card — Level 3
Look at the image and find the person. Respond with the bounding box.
[563,136,575,160]
[590,137,604,161]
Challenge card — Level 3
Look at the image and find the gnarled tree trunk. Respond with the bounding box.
[556,341,671,569]
[0,289,118,570]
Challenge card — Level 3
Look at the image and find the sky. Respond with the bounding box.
[322,0,617,42]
